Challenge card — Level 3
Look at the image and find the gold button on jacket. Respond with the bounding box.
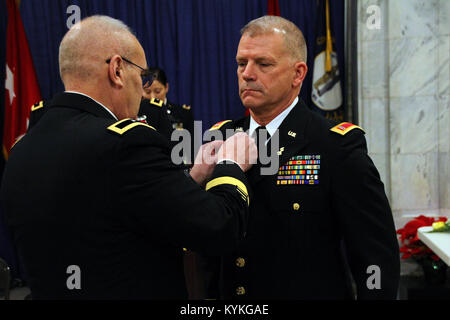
[236,257,246,268]
[236,286,246,295]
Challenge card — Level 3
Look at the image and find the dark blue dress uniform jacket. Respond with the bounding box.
[0,92,251,300]
[205,98,400,300]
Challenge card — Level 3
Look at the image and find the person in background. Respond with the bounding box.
[140,67,195,165]
[140,68,204,299]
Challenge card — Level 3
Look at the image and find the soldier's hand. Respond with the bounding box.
[217,132,257,172]
[189,140,224,186]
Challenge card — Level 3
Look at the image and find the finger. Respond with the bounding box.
[203,143,218,165]
[208,140,224,155]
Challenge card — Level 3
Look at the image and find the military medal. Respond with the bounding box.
[277,155,321,185]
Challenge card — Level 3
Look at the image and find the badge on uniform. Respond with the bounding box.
[174,123,184,130]
[136,115,148,124]
[277,155,321,185]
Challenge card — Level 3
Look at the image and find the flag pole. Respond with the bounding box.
[325,0,333,73]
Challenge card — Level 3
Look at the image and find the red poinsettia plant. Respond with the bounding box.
[396,215,448,261]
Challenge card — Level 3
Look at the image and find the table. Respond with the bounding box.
[417,226,450,266]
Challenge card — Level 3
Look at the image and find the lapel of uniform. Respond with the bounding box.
[277,100,311,169]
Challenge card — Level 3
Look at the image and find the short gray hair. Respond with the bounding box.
[59,15,136,83]
[241,16,307,63]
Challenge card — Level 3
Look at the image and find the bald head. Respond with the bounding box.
[241,15,307,63]
[58,15,147,120]
[59,15,138,85]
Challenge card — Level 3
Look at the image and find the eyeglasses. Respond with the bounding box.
[106,56,155,87]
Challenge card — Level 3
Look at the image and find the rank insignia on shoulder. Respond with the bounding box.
[182,104,191,110]
[107,119,156,135]
[210,120,232,131]
[277,155,321,185]
[31,101,44,112]
[150,98,163,107]
[330,122,365,136]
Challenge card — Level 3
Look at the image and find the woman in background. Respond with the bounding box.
[139,67,195,165]
[140,68,202,299]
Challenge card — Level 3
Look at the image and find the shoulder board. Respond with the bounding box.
[210,120,232,131]
[107,119,156,135]
[31,101,44,112]
[182,104,191,111]
[150,98,163,107]
[330,122,365,136]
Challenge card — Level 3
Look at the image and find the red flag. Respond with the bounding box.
[3,0,41,159]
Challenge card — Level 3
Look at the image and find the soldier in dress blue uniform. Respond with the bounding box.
[139,67,195,164]
[203,16,400,300]
[1,15,257,300]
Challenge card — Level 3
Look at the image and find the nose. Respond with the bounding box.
[241,62,256,82]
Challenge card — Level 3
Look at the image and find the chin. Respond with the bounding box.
[242,99,262,111]
[241,96,255,108]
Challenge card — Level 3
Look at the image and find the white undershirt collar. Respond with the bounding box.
[248,96,299,141]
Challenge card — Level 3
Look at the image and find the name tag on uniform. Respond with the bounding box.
[276,155,321,185]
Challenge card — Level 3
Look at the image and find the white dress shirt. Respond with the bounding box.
[248,96,299,144]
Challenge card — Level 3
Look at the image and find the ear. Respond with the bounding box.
[165,82,170,94]
[292,61,308,88]
[108,55,125,88]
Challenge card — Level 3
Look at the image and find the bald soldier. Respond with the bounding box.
[1,16,257,300]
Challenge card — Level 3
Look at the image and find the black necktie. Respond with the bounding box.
[254,126,271,166]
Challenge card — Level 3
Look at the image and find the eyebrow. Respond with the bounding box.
[255,57,275,63]
[236,57,275,63]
